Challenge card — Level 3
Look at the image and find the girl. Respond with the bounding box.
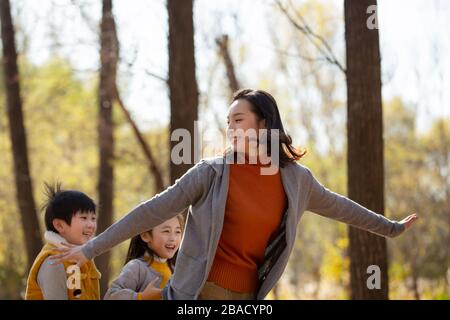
[104,215,183,300]
[52,89,418,300]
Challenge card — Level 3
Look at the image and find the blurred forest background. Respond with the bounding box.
[0,0,449,299]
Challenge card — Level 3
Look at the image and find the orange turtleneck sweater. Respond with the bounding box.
[207,162,287,293]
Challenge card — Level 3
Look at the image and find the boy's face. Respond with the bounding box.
[53,211,97,245]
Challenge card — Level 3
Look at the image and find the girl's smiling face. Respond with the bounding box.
[140,216,182,259]
[53,211,97,245]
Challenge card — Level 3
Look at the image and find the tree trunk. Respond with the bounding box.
[312,266,322,299]
[410,255,421,300]
[344,0,389,299]
[97,0,118,297]
[167,0,198,184]
[0,0,42,271]
[216,34,240,95]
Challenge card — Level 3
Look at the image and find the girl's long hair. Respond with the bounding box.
[124,215,185,272]
[228,89,306,167]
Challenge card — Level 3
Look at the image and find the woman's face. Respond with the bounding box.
[227,99,266,155]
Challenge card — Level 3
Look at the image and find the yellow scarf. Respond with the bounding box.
[143,255,172,289]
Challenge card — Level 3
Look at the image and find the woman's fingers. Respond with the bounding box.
[51,247,70,254]
[49,254,64,261]
[49,250,73,264]
[148,278,158,287]
[47,245,86,266]
[59,242,75,248]
[50,256,69,265]
[404,213,419,229]
[49,251,69,260]
[404,216,413,223]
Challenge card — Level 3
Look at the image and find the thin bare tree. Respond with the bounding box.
[0,0,42,270]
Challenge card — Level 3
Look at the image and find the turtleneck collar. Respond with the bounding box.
[144,251,167,263]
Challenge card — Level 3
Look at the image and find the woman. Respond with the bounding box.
[52,89,418,300]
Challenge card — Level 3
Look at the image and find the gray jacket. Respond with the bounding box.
[83,156,405,300]
[104,257,163,300]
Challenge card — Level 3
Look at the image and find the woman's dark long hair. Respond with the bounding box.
[229,88,306,167]
[124,215,185,272]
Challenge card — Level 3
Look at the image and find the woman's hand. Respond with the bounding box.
[140,278,163,300]
[50,243,89,267]
[399,213,419,230]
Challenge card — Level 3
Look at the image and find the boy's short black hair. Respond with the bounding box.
[42,182,96,233]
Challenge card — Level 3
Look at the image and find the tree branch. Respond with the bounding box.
[274,0,346,74]
[216,34,240,94]
[145,69,168,84]
[113,84,166,193]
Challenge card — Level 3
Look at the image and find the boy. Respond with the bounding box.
[25,183,101,300]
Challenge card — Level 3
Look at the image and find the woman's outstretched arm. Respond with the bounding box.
[305,168,418,238]
[51,160,212,266]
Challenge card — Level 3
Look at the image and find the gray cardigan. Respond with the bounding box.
[104,257,163,300]
[83,156,405,300]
